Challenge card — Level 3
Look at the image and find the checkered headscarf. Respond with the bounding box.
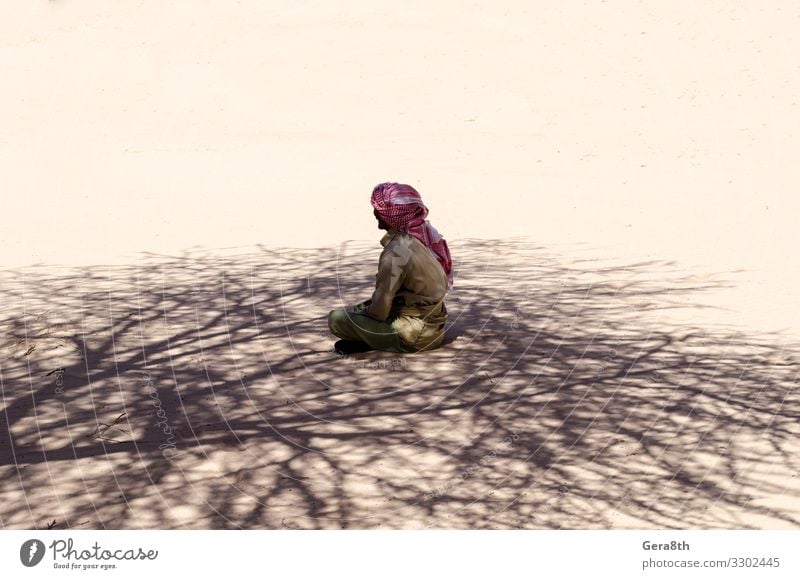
[371,182,454,288]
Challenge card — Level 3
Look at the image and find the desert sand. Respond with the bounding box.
[1,1,798,529]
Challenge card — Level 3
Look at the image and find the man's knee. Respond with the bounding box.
[328,309,348,336]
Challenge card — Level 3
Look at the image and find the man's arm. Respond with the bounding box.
[365,246,406,321]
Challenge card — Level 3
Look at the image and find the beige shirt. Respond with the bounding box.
[366,229,449,350]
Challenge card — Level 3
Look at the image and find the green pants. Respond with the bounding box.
[327,309,413,353]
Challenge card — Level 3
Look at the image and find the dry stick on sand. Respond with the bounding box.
[87,412,128,443]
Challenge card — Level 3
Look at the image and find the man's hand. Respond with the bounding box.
[352,299,372,313]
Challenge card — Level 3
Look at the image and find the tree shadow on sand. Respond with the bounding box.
[1,238,798,529]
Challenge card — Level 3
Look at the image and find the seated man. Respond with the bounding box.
[328,182,454,355]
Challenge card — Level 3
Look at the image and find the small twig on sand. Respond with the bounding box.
[88,412,128,442]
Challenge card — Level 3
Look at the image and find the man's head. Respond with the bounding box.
[370,182,428,233]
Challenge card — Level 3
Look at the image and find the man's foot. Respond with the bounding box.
[334,340,373,356]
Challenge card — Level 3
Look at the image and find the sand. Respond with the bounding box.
[1,1,798,529]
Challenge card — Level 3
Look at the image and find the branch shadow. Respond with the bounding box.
[1,239,798,529]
